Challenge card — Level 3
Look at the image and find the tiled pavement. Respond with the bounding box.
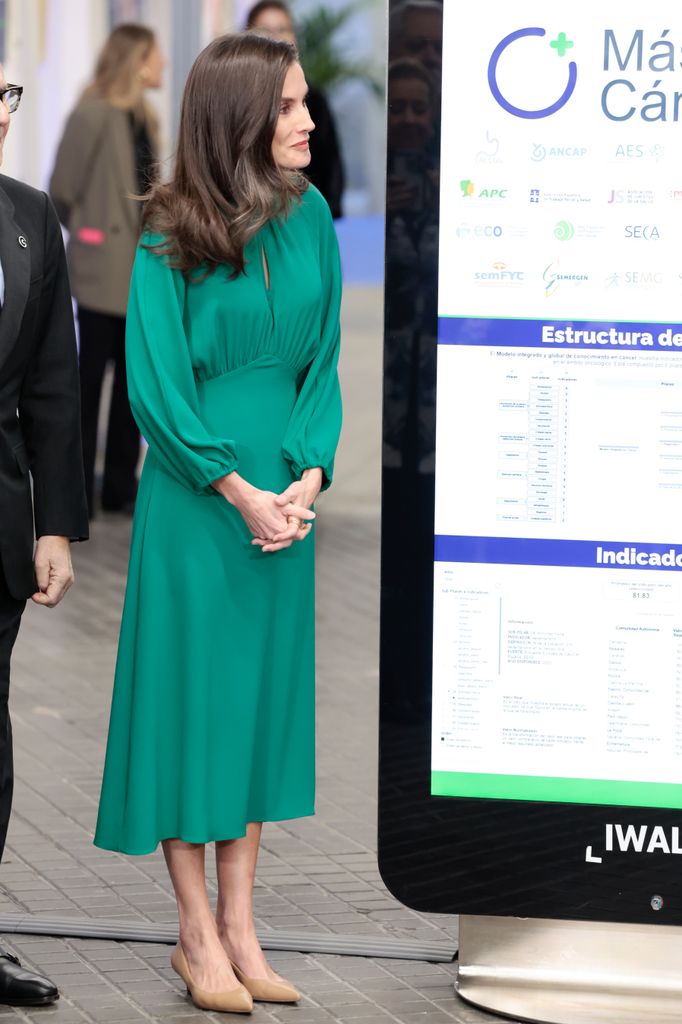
[0,287,512,1023]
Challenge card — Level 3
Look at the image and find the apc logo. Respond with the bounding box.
[489,27,577,119]
[460,179,508,199]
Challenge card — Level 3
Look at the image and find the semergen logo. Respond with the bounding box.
[488,27,577,119]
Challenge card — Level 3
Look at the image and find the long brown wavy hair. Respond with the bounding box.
[143,33,307,278]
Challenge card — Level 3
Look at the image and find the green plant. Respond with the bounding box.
[293,1,383,97]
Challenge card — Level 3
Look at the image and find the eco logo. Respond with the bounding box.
[456,223,503,238]
[554,220,574,241]
[488,28,577,119]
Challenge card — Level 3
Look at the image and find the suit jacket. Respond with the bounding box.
[49,97,148,317]
[0,174,89,600]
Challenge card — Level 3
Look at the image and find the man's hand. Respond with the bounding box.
[32,536,74,607]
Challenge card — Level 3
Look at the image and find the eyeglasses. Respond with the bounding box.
[0,86,22,114]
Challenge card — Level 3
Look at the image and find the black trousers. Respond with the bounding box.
[0,569,25,862]
[77,306,140,517]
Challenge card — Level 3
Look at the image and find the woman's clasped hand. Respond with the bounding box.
[214,466,323,552]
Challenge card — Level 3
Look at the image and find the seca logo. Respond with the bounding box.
[625,225,660,240]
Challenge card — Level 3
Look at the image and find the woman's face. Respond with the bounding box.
[141,42,165,90]
[271,62,314,170]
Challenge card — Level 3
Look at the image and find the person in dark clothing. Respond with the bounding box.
[50,24,164,518]
[0,68,89,1006]
[246,0,345,218]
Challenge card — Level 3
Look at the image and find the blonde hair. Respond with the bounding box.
[85,23,157,115]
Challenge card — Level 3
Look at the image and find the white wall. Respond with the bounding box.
[1,0,384,214]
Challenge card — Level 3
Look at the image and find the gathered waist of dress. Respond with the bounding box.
[193,352,299,385]
[196,355,299,474]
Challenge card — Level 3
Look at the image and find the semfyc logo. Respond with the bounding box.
[489,27,578,119]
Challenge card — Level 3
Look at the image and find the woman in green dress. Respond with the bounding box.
[94,33,342,1014]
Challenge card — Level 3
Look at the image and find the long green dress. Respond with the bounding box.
[94,185,342,855]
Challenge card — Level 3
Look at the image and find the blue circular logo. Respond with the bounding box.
[488,27,577,119]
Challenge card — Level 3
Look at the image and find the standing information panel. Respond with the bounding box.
[380,5,682,1014]
[433,4,682,818]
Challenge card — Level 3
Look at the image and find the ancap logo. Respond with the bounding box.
[489,27,577,120]
[532,143,587,162]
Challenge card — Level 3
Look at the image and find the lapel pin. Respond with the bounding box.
[18,236,27,248]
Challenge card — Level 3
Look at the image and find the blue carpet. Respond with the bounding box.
[335,215,385,286]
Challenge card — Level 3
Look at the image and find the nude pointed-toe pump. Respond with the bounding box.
[229,960,301,1003]
[171,944,253,1013]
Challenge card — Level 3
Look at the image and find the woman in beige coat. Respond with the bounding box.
[50,24,164,518]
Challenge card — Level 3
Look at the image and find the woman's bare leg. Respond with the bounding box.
[215,822,281,980]
[162,838,240,991]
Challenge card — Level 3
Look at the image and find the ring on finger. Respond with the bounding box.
[287,515,302,528]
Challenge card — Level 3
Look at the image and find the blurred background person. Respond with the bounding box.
[246,0,345,219]
[390,0,443,79]
[49,24,164,519]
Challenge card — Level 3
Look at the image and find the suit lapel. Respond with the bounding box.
[0,183,31,371]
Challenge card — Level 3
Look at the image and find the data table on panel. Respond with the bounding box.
[436,344,682,544]
[432,564,682,789]
[497,376,571,526]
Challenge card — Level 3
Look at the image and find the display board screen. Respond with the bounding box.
[431,4,682,809]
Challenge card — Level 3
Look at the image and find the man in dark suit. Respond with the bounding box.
[246,0,345,219]
[0,74,88,1005]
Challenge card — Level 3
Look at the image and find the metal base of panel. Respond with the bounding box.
[456,914,682,1023]
[0,913,455,963]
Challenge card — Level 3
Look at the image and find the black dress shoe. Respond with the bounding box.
[0,951,58,1005]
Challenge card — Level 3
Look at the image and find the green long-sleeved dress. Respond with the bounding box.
[94,185,342,855]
